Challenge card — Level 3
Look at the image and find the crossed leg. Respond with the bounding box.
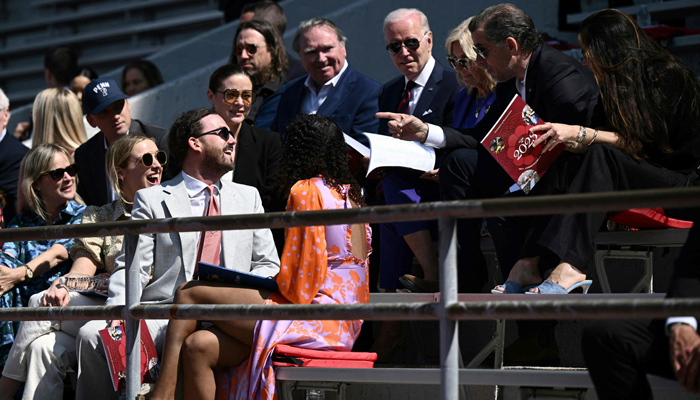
[150,281,270,400]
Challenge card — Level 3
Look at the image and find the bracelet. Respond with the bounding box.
[576,126,587,144]
[588,129,598,146]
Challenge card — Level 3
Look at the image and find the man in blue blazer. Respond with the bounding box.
[377,8,459,293]
[271,18,380,146]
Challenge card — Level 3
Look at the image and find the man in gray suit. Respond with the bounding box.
[74,108,280,400]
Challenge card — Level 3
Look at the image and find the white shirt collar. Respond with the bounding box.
[405,56,435,88]
[517,60,530,100]
[304,60,349,94]
[181,170,221,197]
[0,127,6,144]
[103,130,130,150]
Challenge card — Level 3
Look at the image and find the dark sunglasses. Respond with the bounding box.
[217,88,256,105]
[446,55,471,70]
[233,43,266,56]
[194,126,234,141]
[386,32,428,55]
[41,164,78,181]
[473,43,497,60]
[139,150,167,167]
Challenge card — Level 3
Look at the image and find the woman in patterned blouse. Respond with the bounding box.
[0,135,164,400]
[0,144,85,369]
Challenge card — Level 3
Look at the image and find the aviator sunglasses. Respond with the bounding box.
[139,150,167,167]
[41,164,78,181]
[233,43,267,56]
[217,88,257,105]
[194,126,234,141]
[385,31,428,55]
[446,55,471,70]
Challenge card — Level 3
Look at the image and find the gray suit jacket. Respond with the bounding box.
[106,173,280,305]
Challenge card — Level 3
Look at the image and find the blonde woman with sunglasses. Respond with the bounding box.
[0,144,85,373]
[445,17,497,130]
[0,135,164,400]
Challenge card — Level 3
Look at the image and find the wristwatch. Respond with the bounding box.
[24,265,33,280]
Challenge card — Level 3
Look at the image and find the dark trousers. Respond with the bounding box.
[439,148,515,292]
[380,171,439,290]
[582,318,674,400]
[493,145,695,273]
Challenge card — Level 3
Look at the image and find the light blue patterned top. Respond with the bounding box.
[0,199,85,366]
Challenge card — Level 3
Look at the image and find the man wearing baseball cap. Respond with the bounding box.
[75,77,169,206]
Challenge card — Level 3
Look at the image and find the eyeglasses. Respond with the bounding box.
[385,32,428,55]
[217,89,257,105]
[233,43,266,56]
[446,55,471,70]
[473,43,497,60]
[139,150,167,167]
[41,164,78,181]
[194,126,234,141]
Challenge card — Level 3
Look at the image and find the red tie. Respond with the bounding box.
[397,81,417,114]
[195,185,221,275]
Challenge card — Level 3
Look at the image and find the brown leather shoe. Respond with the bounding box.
[399,274,440,293]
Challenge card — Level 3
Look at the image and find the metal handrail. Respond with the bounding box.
[0,186,698,243]
[1,186,698,399]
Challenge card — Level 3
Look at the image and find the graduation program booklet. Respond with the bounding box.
[344,133,436,177]
[480,94,564,194]
[98,320,159,391]
[197,262,279,293]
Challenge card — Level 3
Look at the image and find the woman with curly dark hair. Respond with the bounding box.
[151,114,371,400]
[490,9,700,295]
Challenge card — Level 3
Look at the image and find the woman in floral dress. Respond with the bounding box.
[149,114,371,400]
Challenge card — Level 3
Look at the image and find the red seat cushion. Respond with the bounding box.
[608,208,693,229]
[272,345,377,368]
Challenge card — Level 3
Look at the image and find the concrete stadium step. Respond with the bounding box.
[0,10,223,58]
[0,0,197,37]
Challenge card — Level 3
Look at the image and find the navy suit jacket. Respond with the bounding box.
[271,63,381,146]
[378,60,460,135]
[442,43,605,150]
[0,133,29,223]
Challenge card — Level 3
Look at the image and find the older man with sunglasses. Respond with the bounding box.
[73,108,280,400]
[74,77,169,207]
[375,8,460,294]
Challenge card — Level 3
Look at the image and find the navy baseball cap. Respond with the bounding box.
[82,78,129,115]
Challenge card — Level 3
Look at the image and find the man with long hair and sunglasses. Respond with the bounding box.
[74,77,169,207]
[230,19,304,128]
[73,108,280,400]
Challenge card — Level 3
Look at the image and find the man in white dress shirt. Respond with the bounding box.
[74,108,280,400]
[271,17,380,146]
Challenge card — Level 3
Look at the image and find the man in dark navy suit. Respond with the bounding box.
[0,87,29,224]
[271,18,380,146]
[376,8,460,293]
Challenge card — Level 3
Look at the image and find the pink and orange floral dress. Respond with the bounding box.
[215,176,371,400]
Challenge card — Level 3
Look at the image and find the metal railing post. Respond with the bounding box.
[439,216,459,400]
[125,238,141,399]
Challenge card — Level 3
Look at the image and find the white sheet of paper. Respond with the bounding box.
[343,133,370,157]
[363,133,436,176]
